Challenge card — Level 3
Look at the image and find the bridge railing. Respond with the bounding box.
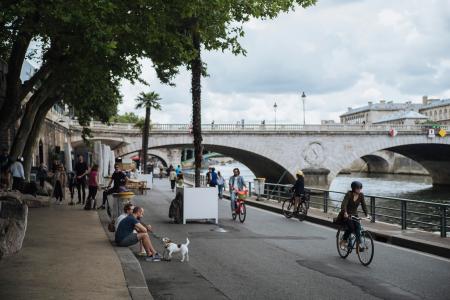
[70,121,450,133]
[260,183,449,237]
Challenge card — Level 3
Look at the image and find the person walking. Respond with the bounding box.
[175,165,181,176]
[217,171,225,199]
[10,157,25,192]
[53,162,66,205]
[67,171,76,205]
[36,162,48,189]
[74,155,88,205]
[85,164,99,210]
[206,167,212,186]
[169,168,177,192]
[209,167,218,187]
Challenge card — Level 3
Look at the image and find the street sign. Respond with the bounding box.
[438,128,447,137]
[428,129,435,138]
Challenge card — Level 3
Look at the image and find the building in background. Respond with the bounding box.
[418,96,450,125]
[340,100,422,124]
[373,111,428,125]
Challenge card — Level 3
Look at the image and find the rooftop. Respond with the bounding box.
[373,110,428,124]
[340,100,422,117]
[419,99,450,110]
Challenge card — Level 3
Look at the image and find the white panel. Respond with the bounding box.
[183,187,218,224]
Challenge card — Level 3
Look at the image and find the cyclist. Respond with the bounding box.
[339,181,368,250]
[289,170,305,212]
[228,168,246,218]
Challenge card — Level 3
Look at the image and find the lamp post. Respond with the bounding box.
[273,101,278,129]
[301,91,306,125]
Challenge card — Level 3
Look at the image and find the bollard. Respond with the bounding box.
[370,196,376,223]
[248,182,252,197]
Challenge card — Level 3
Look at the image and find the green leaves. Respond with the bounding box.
[135,91,162,111]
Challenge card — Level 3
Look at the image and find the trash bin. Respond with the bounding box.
[111,192,135,221]
[253,178,266,201]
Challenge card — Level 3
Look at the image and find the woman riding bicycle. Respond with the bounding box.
[229,168,246,218]
[339,181,368,250]
[289,170,305,211]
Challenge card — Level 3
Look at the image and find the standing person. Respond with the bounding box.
[36,162,48,189]
[75,155,89,205]
[166,165,173,177]
[176,173,184,188]
[228,168,246,218]
[339,181,368,251]
[67,171,76,205]
[205,167,212,186]
[53,163,66,204]
[10,157,25,192]
[169,168,177,192]
[0,148,11,190]
[175,165,181,176]
[85,164,99,210]
[159,165,163,179]
[209,167,218,187]
[217,171,225,199]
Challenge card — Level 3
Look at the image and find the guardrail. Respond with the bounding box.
[70,121,449,134]
[182,174,449,237]
[261,183,449,238]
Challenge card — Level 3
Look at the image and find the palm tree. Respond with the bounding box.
[135,92,161,174]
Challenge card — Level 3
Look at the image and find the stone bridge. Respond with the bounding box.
[70,122,450,188]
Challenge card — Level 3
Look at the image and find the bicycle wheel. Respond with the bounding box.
[232,209,237,220]
[336,227,351,259]
[282,199,295,219]
[357,231,374,266]
[239,203,246,223]
[298,201,308,221]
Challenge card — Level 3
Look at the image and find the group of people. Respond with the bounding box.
[205,167,226,198]
[168,164,184,192]
[0,148,27,192]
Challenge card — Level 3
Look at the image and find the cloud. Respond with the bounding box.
[119,0,450,124]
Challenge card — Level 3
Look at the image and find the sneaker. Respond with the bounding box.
[232,212,236,218]
[358,245,365,252]
[137,251,147,257]
[339,240,347,250]
[152,253,161,261]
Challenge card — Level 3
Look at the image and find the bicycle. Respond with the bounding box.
[336,216,374,266]
[232,189,247,223]
[282,191,310,221]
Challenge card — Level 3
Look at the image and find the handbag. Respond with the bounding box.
[333,211,346,225]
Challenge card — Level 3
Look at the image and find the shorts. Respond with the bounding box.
[116,233,138,247]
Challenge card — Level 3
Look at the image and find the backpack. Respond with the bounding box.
[169,192,183,224]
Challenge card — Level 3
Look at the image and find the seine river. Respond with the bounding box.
[193,162,450,203]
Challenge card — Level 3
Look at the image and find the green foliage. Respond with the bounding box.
[110,112,143,124]
[135,92,162,111]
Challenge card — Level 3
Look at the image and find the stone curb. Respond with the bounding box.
[97,210,154,300]
[222,194,450,259]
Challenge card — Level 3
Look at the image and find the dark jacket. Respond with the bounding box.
[290,178,305,196]
[340,191,368,216]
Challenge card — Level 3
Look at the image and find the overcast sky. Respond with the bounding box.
[119,0,450,124]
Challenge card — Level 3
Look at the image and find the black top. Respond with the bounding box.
[112,171,127,189]
[341,191,368,216]
[291,178,305,196]
[75,161,88,178]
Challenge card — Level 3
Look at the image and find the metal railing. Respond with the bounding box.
[257,183,449,237]
[70,121,449,134]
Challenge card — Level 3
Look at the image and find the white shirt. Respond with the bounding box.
[115,213,128,230]
[233,176,239,190]
[10,162,24,179]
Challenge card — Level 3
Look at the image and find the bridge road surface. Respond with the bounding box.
[133,180,450,300]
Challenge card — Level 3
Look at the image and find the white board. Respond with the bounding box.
[183,187,218,224]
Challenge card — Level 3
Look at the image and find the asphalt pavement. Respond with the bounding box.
[132,180,450,300]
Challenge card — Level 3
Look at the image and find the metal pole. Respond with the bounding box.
[323,191,329,213]
[401,201,407,230]
[370,196,376,223]
[441,206,447,238]
[301,91,306,125]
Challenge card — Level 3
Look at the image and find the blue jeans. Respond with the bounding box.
[230,190,237,211]
[342,218,362,244]
[218,184,224,198]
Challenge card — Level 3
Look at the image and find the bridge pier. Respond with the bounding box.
[302,168,330,190]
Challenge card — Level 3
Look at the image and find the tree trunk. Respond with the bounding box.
[191,23,202,187]
[0,30,32,129]
[142,106,150,174]
[22,97,57,180]
[9,78,57,160]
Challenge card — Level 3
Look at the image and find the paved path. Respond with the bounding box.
[0,201,130,300]
[134,180,450,300]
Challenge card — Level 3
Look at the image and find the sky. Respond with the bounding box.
[119,0,450,124]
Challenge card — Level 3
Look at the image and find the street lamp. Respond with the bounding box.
[301,91,306,125]
[273,101,278,129]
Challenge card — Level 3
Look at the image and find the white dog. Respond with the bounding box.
[162,237,190,262]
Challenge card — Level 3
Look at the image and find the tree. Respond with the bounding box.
[110,112,143,124]
[135,92,161,174]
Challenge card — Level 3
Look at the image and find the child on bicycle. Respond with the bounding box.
[339,181,368,250]
[290,170,305,211]
[228,168,246,218]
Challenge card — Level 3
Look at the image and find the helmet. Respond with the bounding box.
[296,170,304,177]
[351,181,363,191]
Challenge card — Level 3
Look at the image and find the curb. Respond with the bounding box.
[223,194,450,259]
[97,210,154,300]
